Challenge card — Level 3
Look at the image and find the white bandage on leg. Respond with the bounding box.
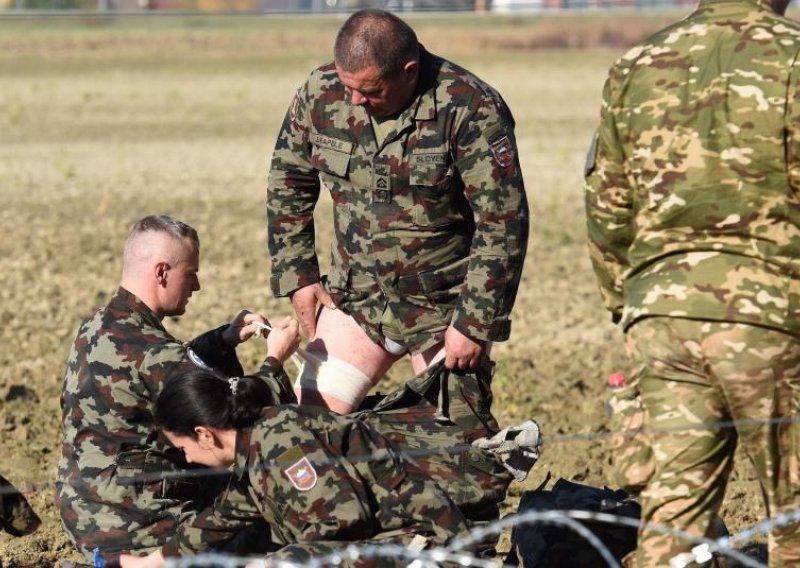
[294,351,374,409]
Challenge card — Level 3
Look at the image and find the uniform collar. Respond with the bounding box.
[113,286,165,331]
[232,425,252,480]
[410,46,439,122]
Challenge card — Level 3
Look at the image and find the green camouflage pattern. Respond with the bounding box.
[55,287,292,560]
[625,318,800,567]
[0,474,40,538]
[584,0,800,334]
[161,405,469,562]
[268,47,529,350]
[357,359,513,528]
[605,367,654,496]
[584,0,800,564]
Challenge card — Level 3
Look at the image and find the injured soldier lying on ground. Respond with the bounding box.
[116,359,540,567]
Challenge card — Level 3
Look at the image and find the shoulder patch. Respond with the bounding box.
[284,456,318,491]
[288,90,301,124]
[489,135,515,168]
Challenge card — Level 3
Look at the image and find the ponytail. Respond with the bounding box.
[154,368,274,437]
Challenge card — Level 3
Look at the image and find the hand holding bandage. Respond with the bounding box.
[252,318,303,369]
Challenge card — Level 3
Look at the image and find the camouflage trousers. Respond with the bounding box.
[624,317,800,567]
[357,360,512,526]
[55,464,232,562]
[269,536,457,568]
[605,365,654,497]
[55,480,203,561]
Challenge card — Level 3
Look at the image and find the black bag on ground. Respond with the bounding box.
[506,476,640,567]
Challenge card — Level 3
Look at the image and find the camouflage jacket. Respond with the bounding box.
[55,287,293,557]
[584,0,800,334]
[268,47,529,350]
[161,405,468,559]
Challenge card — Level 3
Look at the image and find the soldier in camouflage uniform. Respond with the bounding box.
[119,368,471,568]
[56,215,299,563]
[0,474,40,538]
[267,9,529,414]
[584,0,800,564]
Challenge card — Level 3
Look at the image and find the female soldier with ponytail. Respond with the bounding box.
[119,363,469,567]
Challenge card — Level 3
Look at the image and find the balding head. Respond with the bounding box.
[334,9,419,78]
[122,215,199,275]
[120,215,201,318]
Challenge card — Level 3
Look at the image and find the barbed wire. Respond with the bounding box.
[5,464,794,566]
[93,506,786,568]
[3,411,795,495]
[4,408,797,566]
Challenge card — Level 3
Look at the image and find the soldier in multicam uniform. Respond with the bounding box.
[268,9,529,414]
[56,215,300,563]
[0,473,40,538]
[584,0,800,565]
[118,368,471,568]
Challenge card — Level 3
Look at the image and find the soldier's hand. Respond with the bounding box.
[289,283,336,338]
[267,316,301,363]
[222,309,269,346]
[444,325,484,370]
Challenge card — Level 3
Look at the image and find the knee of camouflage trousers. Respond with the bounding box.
[768,522,800,568]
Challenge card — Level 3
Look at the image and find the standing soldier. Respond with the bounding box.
[585,0,800,564]
[267,9,529,414]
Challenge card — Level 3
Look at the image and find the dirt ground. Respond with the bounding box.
[0,12,772,566]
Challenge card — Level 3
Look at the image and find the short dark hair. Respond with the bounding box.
[154,368,273,437]
[128,214,199,249]
[333,9,419,78]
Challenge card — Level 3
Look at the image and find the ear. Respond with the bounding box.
[402,59,418,82]
[154,261,170,287]
[195,426,215,449]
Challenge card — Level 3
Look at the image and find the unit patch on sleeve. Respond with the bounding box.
[489,135,515,168]
[288,90,301,124]
[284,456,318,491]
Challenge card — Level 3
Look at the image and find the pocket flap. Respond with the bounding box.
[311,134,353,177]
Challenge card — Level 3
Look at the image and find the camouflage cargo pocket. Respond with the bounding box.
[114,450,203,504]
[310,142,351,179]
[410,156,458,228]
[418,257,469,312]
[605,367,654,496]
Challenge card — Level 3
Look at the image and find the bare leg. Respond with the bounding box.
[297,307,400,413]
[410,341,492,375]
[410,343,446,375]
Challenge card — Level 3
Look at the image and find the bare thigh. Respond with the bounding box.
[409,340,491,375]
[410,343,446,374]
[308,307,399,383]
